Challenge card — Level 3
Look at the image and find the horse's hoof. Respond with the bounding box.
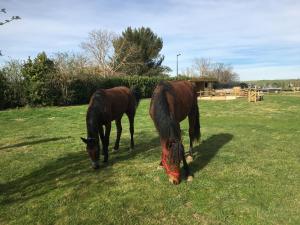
[113,148,119,152]
[157,165,163,170]
[186,155,193,164]
[187,175,193,182]
[93,165,100,170]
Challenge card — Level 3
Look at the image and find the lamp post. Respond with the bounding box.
[176,53,181,77]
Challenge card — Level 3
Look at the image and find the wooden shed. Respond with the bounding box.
[189,77,218,96]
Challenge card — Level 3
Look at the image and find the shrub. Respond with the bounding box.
[0,60,27,109]
[21,52,60,106]
[0,70,8,109]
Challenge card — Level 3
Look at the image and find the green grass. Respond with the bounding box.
[0,95,299,225]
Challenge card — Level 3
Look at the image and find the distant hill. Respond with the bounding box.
[245,79,300,89]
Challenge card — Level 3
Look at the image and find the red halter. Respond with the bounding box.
[161,146,180,180]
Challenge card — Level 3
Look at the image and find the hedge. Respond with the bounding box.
[69,75,184,105]
[0,74,188,109]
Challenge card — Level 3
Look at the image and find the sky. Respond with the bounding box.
[1,0,300,80]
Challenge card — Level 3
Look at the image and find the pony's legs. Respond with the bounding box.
[99,125,105,155]
[158,139,166,167]
[127,113,135,150]
[188,114,195,156]
[182,148,192,179]
[103,122,111,162]
[113,118,122,151]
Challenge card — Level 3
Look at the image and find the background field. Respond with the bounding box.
[0,95,299,225]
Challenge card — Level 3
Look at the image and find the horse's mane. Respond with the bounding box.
[86,90,106,138]
[152,81,182,162]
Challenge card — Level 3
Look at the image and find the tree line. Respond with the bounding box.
[181,58,239,83]
[1,25,242,109]
[0,27,172,108]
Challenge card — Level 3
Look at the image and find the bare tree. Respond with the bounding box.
[211,63,239,83]
[181,67,196,77]
[53,52,89,104]
[80,29,117,76]
[0,8,21,26]
[80,29,143,76]
[193,58,212,77]
[184,57,239,82]
[1,8,21,56]
[54,52,88,76]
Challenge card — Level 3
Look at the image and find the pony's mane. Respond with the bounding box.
[152,81,182,162]
[86,90,106,139]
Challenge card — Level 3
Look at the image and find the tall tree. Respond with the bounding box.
[21,52,58,105]
[112,27,170,76]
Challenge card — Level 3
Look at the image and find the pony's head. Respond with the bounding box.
[161,139,184,185]
[81,137,100,169]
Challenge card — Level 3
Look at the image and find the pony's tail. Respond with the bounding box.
[192,102,201,142]
[130,86,141,108]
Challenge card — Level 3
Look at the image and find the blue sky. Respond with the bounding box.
[1,0,300,80]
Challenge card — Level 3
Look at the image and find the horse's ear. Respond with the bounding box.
[81,137,88,144]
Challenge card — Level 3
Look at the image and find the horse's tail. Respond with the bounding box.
[130,86,141,108]
[152,81,181,141]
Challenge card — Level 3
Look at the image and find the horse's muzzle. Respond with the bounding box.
[168,174,180,185]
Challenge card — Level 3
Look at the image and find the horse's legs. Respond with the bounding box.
[99,125,105,155]
[158,138,166,167]
[113,118,122,151]
[182,148,192,178]
[103,122,111,162]
[188,114,195,156]
[127,113,135,150]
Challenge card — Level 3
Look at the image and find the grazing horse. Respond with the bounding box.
[149,80,200,184]
[81,86,141,169]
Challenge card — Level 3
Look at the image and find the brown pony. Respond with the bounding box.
[81,86,141,169]
[149,80,200,184]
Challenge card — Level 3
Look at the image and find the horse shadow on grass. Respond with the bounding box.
[0,137,70,151]
[0,150,89,205]
[110,130,161,162]
[187,133,233,175]
[0,132,161,206]
[0,132,232,205]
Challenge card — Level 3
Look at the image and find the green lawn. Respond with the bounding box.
[0,95,299,225]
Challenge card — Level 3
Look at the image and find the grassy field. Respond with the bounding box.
[0,95,299,225]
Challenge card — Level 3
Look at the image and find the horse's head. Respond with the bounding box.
[81,137,100,169]
[161,139,184,185]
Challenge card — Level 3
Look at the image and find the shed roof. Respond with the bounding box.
[189,77,218,82]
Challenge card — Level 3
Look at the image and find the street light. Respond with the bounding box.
[176,53,181,77]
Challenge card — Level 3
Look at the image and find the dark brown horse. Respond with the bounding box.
[81,86,141,169]
[149,80,200,184]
